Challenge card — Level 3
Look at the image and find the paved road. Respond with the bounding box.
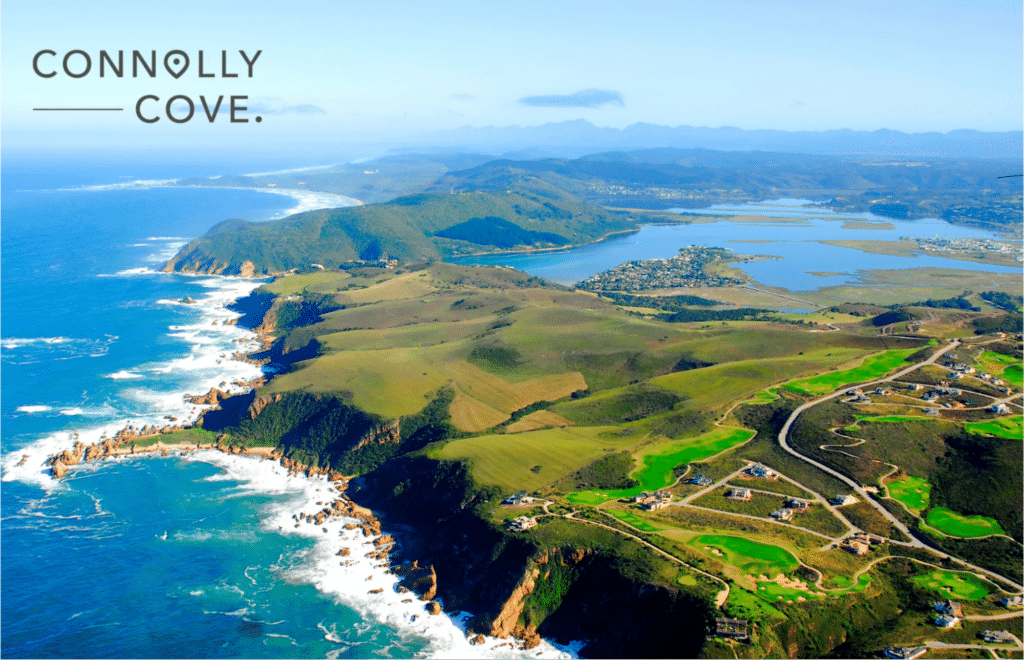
[775,340,1024,592]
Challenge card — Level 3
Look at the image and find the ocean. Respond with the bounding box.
[0,157,578,659]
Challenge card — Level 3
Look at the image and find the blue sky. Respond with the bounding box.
[2,0,1021,152]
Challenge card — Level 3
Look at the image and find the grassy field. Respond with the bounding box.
[979,351,1024,389]
[437,425,626,492]
[605,508,663,532]
[965,416,1023,440]
[651,350,870,410]
[926,506,1006,538]
[886,475,932,513]
[910,569,997,600]
[784,347,923,395]
[693,534,800,575]
[566,427,754,504]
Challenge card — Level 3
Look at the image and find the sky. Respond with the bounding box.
[2,0,1021,154]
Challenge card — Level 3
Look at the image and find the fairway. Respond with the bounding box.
[438,425,625,491]
[567,427,754,503]
[886,475,931,513]
[910,569,996,600]
[694,535,799,574]
[926,506,1005,538]
[784,347,921,395]
[965,416,1023,440]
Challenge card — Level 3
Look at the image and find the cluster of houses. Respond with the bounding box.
[506,516,537,532]
[933,599,963,627]
[770,498,809,522]
[840,532,885,556]
[634,490,673,511]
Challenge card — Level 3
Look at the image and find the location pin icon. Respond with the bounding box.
[164,50,189,78]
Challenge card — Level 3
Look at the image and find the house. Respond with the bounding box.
[785,498,810,512]
[906,383,923,391]
[934,600,964,618]
[981,630,1015,644]
[874,387,893,396]
[934,614,958,628]
[770,508,794,521]
[688,474,713,487]
[883,646,927,659]
[714,617,749,640]
[727,488,752,502]
[1000,595,1023,608]
[847,388,863,396]
[831,494,858,507]
[923,392,939,402]
[841,539,870,556]
[924,408,940,416]
[507,516,537,532]
[745,463,778,480]
[503,492,529,505]
[990,403,1010,414]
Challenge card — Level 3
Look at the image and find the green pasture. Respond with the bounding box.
[855,414,930,423]
[965,416,1023,440]
[438,425,626,492]
[694,534,800,575]
[886,475,932,513]
[910,569,997,600]
[926,507,1006,538]
[567,427,754,504]
[259,270,349,296]
[784,347,922,395]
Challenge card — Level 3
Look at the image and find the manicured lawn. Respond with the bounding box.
[910,569,996,600]
[965,416,1023,440]
[784,347,922,395]
[694,534,800,575]
[926,506,1005,538]
[567,427,754,504]
[855,415,930,423]
[887,475,932,513]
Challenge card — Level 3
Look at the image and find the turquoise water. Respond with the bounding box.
[453,199,1017,290]
[0,159,575,659]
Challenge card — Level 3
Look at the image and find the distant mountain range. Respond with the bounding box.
[412,120,1022,160]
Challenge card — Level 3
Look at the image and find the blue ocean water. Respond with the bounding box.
[0,158,576,659]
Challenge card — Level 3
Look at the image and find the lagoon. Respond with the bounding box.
[453,199,1018,291]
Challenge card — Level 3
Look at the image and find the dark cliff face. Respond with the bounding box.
[350,454,714,658]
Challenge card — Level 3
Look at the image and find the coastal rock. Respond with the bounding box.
[512,625,542,650]
[181,296,198,304]
[51,460,69,479]
[373,534,395,548]
[248,394,284,420]
[186,388,229,406]
[353,420,401,451]
[396,564,437,601]
[426,601,442,615]
[489,568,537,639]
[471,634,487,646]
[368,588,384,594]
[337,548,351,557]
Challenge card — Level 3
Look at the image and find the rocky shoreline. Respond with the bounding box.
[39,290,509,648]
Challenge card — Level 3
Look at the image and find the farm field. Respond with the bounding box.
[925,506,1006,538]
[886,475,932,513]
